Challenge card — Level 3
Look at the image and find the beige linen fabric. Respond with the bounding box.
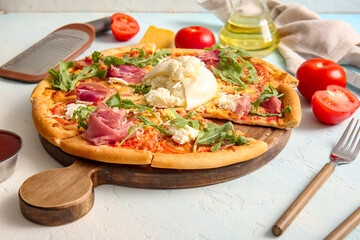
[267,0,360,74]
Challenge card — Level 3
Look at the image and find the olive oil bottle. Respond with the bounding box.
[219,0,280,58]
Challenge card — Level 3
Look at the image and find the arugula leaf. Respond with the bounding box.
[210,131,228,152]
[251,85,284,111]
[128,84,152,95]
[91,48,170,69]
[169,109,203,130]
[196,122,232,145]
[193,121,252,152]
[250,105,292,117]
[106,94,170,135]
[170,109,204,130]
[206,44,254,58]
[193,122,233,152]
[249,85,291,117]
[91,51,101,63]
[187,111,198,119]
[50,61,107,91]
[91,51,125,67]
[228,128,252,146]
[50,61,75,91]
[118,125,138,146]
[106,93,136,109]
[71,106,96,130]
[76,63,107,84]
[138,115,171,135]
[101,56,125,67]
[232,134,252,146]
[122,48,171,68]
[206,44,257,89]
[106,93,154,114]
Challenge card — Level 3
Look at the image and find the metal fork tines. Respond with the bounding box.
[331,118,360,164]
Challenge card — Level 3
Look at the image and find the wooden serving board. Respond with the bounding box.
[19,123,291,226]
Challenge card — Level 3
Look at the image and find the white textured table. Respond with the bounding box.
[0,12,359,240]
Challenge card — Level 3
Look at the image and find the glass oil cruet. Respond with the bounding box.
[219,0,280,58]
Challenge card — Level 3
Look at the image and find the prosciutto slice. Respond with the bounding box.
[74,56,94,69]
[260,96,282,113]
[82,103,134,145]
[197,49,221,69]
[106,65,147,84]
[76,82,114,103]
[234,95,252,115]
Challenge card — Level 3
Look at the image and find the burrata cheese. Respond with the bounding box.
[142,56,217,110]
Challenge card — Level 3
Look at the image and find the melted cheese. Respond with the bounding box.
[65,103,87,119]
[108,77,129,85]
[143,56,217,110]
[168,125,199,145]
[215,93,241,112]
[144,87,185,108]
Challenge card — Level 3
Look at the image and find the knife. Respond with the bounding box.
[345,68,360,90]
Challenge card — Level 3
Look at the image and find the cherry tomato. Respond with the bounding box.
[311,85,360,125]
[111,13,139,41]
[175,26,216,49]
[296,58,346,101]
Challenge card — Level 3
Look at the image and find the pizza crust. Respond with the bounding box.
[278,83,302,129]
[31,76,79,147]
[151,140,267,169]
[32,97,76,146]
[30,75,52,100]
[100,43,157,57]
[60,136,153,165]
[164,48,205,55]
[58,136,267,169]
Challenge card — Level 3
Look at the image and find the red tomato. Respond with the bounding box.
[296,58,346,101]
[175,26,216,49]
[311,85,360,125]
[111,13,139,41]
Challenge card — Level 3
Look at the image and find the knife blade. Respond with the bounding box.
[345,68,360,90]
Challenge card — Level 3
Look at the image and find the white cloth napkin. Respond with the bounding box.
[198,0,360,75]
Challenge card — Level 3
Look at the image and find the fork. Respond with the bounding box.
[325,206,360,240]
[272,118,360,236]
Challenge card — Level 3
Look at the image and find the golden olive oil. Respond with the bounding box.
[219,14,280,58]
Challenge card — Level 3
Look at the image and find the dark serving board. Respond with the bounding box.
[19,123,291,226]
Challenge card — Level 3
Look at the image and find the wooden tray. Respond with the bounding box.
[19,124,291,226]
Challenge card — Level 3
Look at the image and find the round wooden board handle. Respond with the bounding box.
[325,207,360,240]
[18,127,290,226]
[19,160,100,226]
[272,163,335,236]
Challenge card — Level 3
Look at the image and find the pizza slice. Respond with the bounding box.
[58,102,267,169]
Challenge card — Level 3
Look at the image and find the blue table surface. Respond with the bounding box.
[0,12,359,240]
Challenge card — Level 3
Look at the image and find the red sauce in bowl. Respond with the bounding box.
[0,130,22,162]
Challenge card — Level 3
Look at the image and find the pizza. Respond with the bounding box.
[30,43,301,169]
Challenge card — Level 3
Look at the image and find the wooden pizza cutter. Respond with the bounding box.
[18,124,291,226]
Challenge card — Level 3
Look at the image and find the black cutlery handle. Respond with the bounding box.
[87,17,111,34]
